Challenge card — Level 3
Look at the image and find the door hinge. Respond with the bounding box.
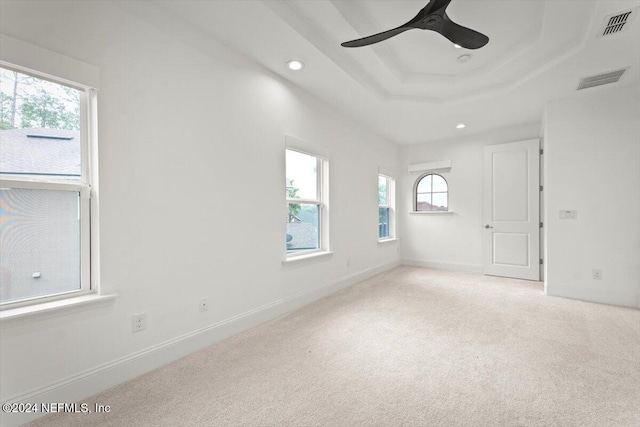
[540,222,543,228]
[540,148,544,155]
[540,185,543,192]
[540,259,544,265]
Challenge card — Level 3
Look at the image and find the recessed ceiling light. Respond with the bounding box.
[287,60,304,71]
[456,123,466,129]
[457,54,471,63]
[453,44,462,49]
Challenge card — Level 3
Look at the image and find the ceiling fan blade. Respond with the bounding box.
[438,13,489,49]
[341,3,429,48]
[341,26,415,48]
[422,0,453,15]
[341,0,489,50]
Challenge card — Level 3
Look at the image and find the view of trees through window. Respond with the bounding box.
[379,175,390,238]
[0,68,80,131]
[285,149,320,253]
[1,67,82,178]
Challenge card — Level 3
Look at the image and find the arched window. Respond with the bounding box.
[415,174,448,211]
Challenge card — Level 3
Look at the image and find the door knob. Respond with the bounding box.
[484,225,493,229]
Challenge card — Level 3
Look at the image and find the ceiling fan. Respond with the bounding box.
[341,0,489,49]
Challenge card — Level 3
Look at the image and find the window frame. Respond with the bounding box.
[414,173,449,212]
[378,173,396,241]
[0,62,98,310]
[284,144,330,260]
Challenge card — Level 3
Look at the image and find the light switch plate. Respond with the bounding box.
[559,210,577,220]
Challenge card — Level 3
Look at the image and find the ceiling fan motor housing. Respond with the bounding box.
[423,15,443,29]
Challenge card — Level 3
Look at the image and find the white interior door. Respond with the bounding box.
[483,139,540,281]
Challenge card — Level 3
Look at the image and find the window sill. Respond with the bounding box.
[283,251,334,264]
[0,293,117,322]
[378,237,399,244]
[410,211,455,215]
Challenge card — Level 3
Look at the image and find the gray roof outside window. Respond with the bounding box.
[0,128,81,177]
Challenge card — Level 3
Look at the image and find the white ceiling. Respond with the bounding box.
[14,0,640,145]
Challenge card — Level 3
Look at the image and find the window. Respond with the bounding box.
[378,174,395,239]
[415,174,448,212]
[0,64,97,308]
[285,147,328,257]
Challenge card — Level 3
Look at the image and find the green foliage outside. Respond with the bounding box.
[20,88,79,130]
[378,179,388,224]
[0,69,80,131]
[0,92,12,130]
[378,182,387,205]
[286,178,301,221]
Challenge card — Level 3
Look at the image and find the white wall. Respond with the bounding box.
[0,2,399,425]
[544,84,640,308]
[399,123,541,272]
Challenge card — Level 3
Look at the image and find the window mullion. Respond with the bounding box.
[0,178,87,192]
[287,198,321,205]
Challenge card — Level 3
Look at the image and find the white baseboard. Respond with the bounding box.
[1,260,399,427]
[401,258,482,274]
[546,285,640,309]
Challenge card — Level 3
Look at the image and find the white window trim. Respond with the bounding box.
[0,35,100,90]
[407,160,452,174]
[378,237,399,244]
[0,294,116,322]
[282,250,335,264]
[0,59,103,310]
[285,137,330,260]
[410,211,455,215]
[378,173,396,241]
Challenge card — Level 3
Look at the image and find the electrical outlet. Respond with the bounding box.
[592,269,603,280]
[132,313,146,333]
[346,259,351,268]
[199,297,209,312]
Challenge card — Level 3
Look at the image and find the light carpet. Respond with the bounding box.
[28,267,640,426]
